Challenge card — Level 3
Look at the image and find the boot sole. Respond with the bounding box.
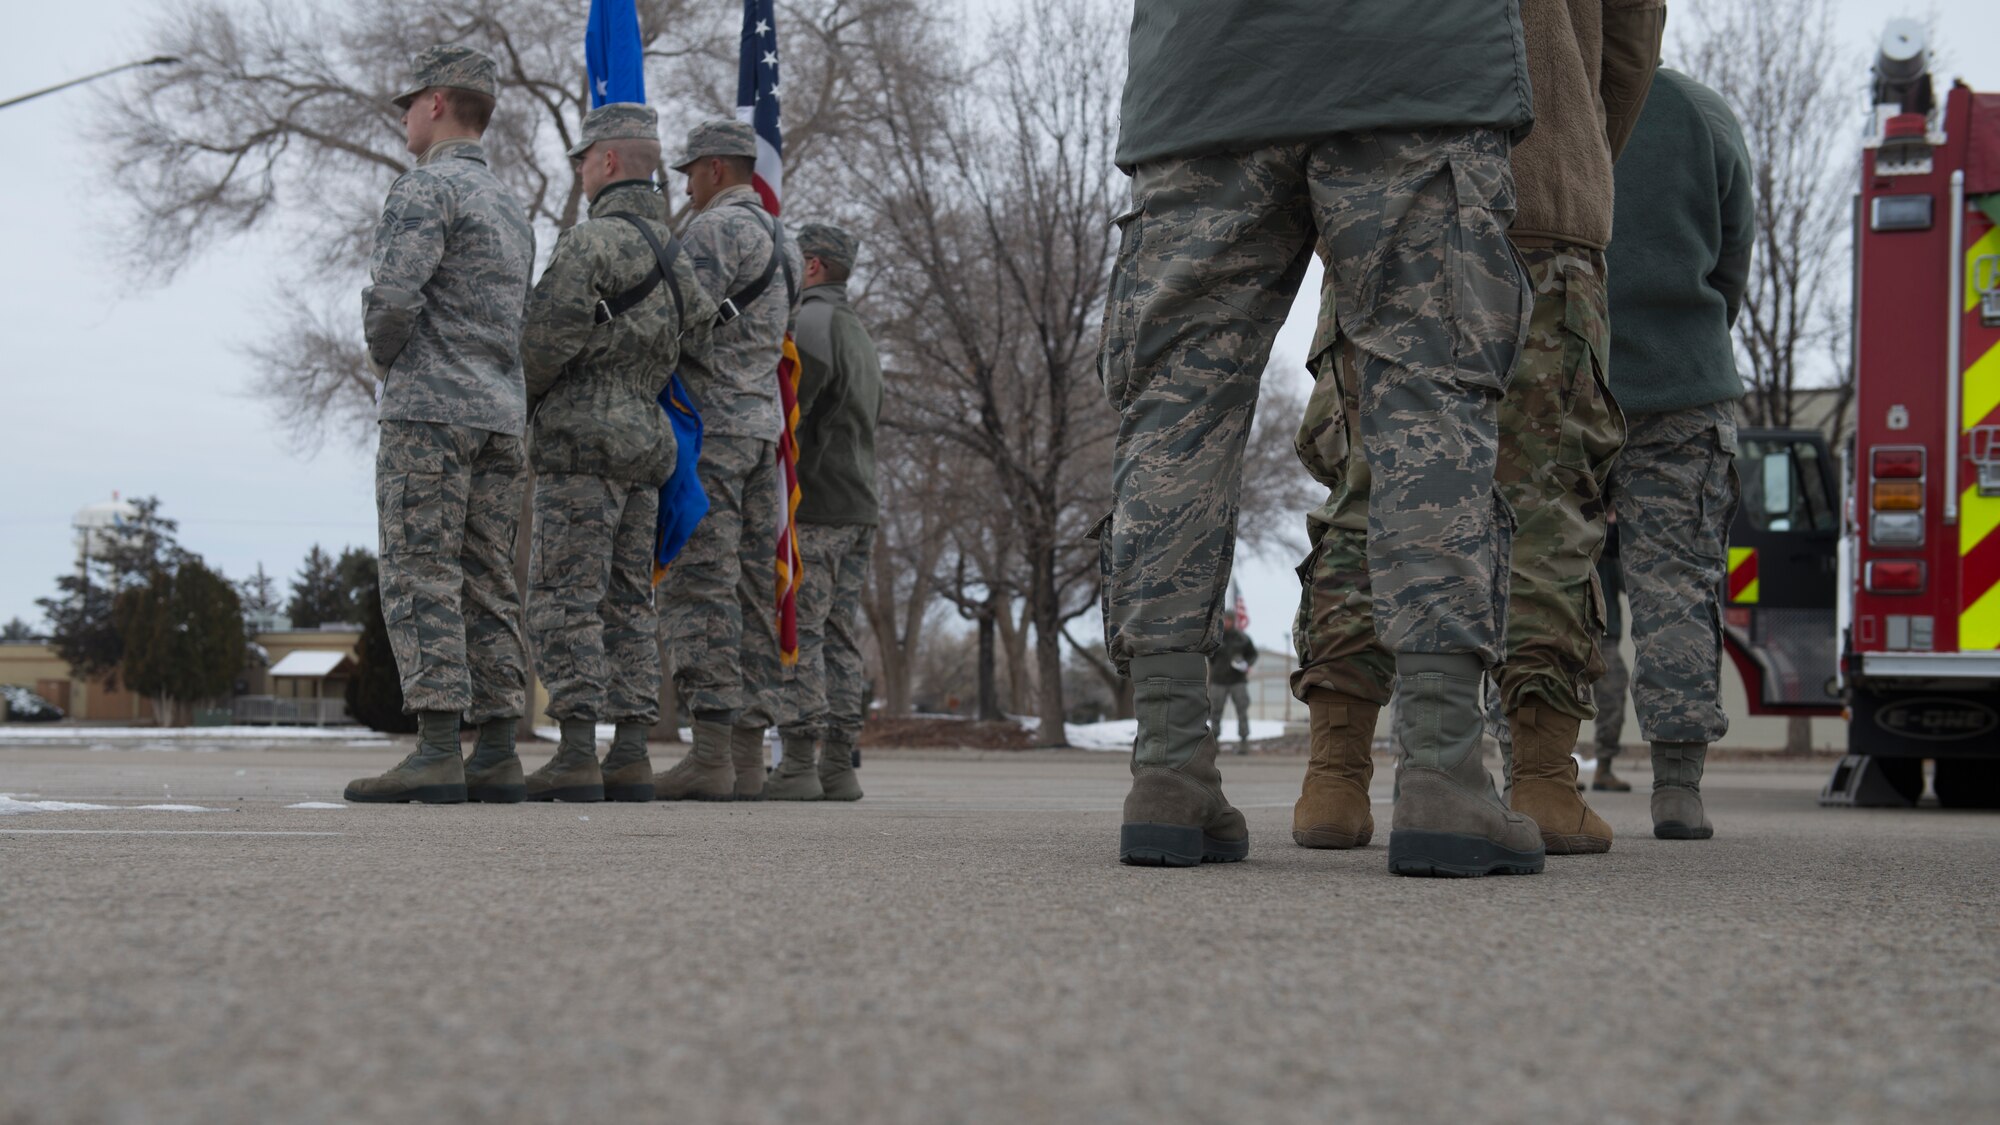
[1119,823,1249,867]
[344,784,466,805]
[734,792,767,802]
[658,791,735,802]
[603,784,655,802]
[526,786,604,803]
[1591,784,1632,792]
[466,785,526,804]
[1387,829,1544,877]
[1541,832,1612,855]
[1292,825,1372,849]
[1653,822,1714,840]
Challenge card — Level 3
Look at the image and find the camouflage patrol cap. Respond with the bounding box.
[567,103,660,158]
[797,223,859,272]
[393,45,500,109]
[671,119,758,170]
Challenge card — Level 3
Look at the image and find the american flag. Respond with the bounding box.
[1231,581,1250,631]
[738,0,803,666]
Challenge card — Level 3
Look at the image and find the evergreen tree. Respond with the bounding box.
[287,545,347,628]
[115,556,246,726]
[1,617,38,642]
[346,579,416,733]
[36,496,180,690]
[334,547,378,621]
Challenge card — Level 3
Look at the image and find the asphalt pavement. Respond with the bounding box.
[1,739,1995,1124]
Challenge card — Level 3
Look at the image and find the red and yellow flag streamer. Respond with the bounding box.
[774,333,803,665]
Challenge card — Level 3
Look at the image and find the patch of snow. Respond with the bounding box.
[534,725,692,743]
[269,650,348,678]
[285,801,346,809]
[1063,718,1290,752]
[0,793,223,815]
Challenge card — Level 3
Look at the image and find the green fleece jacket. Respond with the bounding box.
[1116,0,1533,168]
[1606,68,1755,416]
[793,283,882,526]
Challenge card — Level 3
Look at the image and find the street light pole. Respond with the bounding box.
[0,56,181,111]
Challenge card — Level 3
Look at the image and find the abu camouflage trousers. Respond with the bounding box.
[528,472,661,724]
[374,420,528,722]
[1101,128,1531,673]
[1297,243,1618,707]
[1208,682,1251,741]
[1609,401,1740,744]
[779,522,875,745]
[659,431,782,724]
[1593,637,1629,757]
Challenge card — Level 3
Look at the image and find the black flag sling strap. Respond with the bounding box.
[594,214,688,331]
[714,201,799,325]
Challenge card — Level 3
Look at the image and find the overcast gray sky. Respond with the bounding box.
[4,0,1997,656]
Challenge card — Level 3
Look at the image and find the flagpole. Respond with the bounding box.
[0,56,180,111]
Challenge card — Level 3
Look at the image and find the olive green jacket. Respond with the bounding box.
[793,283,882,526]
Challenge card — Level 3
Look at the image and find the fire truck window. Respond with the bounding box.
[1736,440,1837,534]
[1762,454,1794,530]
[1792,441,1838,530]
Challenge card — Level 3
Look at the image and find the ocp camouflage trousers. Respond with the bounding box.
[779,521,875,744]
[528,472,661,724]
[1099,129,1531,675]
[374,419,528,722]
[659,431,782,723]
[1610,402,1740,744]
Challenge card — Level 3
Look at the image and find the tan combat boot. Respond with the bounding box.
[1292,689,1378,849]
[599,721,655,802]
[764,727,824,801]
[463,718,526,803]
[1592,754,1632,792]
[1509,706,1612,854]
[731,724,768,801]
[1119,653,1246,866]
[653,716,736,801]
[345,710,467,804]
[1386,655,1543,877]
[819,732,865,802]
[526,718,605,802]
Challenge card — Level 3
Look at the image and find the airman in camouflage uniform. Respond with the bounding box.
[514,103,717,805]
[653,120,803,802]
[346,45,537,806]
[765,223,883,803]
[1293,0,1663,859]
[1102,1,1544,875]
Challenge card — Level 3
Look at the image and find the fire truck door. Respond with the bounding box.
[1723,430,1844,713]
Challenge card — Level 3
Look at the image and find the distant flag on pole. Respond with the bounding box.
[738,0,802,666]
[1231,581,1250,631]
[585,0,646,107]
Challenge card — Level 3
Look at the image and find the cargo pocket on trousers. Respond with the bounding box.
[380,472,445,557]
[1098,202,1147,409]
[382,590,418,682]
[1444,155,1532,391]
[1556,259,1624,481]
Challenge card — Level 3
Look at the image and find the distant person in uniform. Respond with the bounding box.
[345,46,536,805]
[764,223,882,802]
[513,103,715,804]
[1207,615,1259,755]
[1604,65,1755,840]
[651,120,803,802]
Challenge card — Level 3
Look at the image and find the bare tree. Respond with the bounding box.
[1677,0,1855,430]
[835,0,1123,746]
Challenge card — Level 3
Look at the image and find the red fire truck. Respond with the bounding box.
[1725,22,2000,808]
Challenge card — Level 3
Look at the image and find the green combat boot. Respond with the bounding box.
[463,718,526,803]
[1651,740,1713,839]
[731,725,769,801]
[1119,652,1248,867]
[653,716,737,801]
[1386,654,1544,877]
[526,719,605,802]
[765,727,824,801]
[600,722,655,802]
[345,710,467,804]
[818,732,865,802]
